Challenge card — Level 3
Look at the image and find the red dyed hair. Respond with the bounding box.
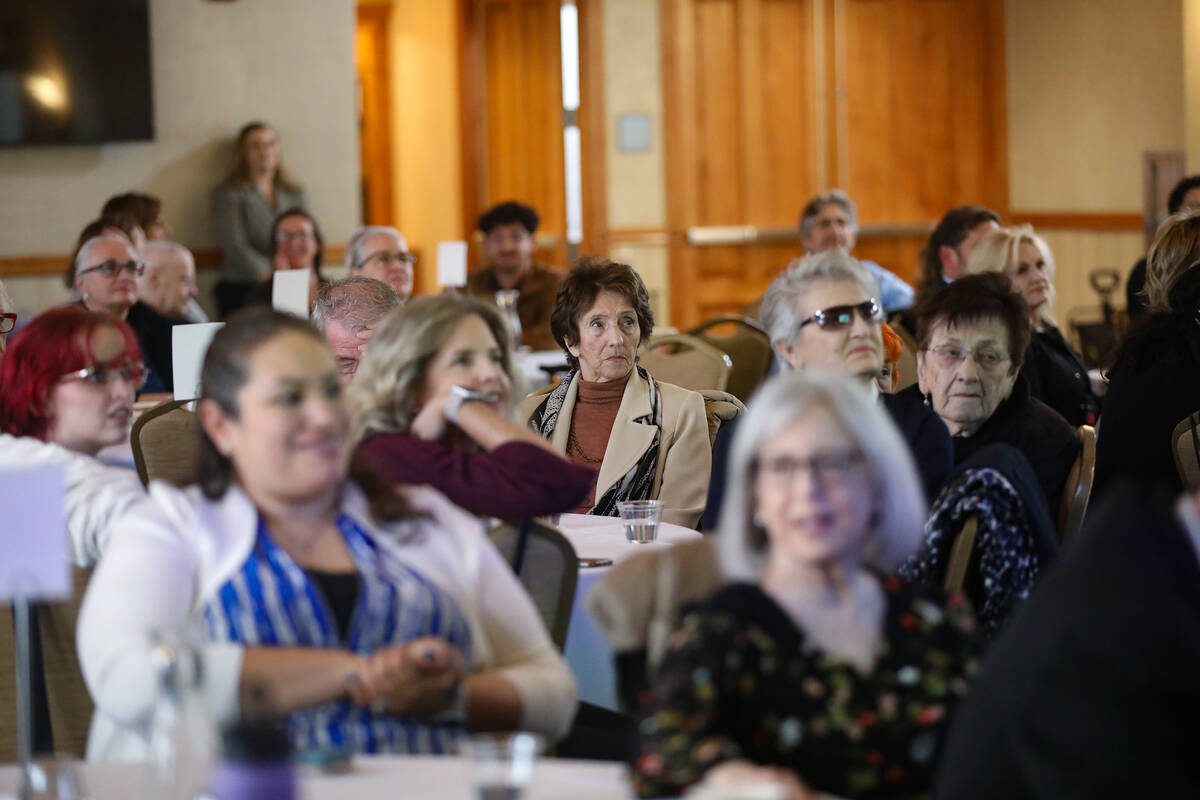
[0,304,142,440]
[880,322,902,390]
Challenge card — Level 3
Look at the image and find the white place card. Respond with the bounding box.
[272,269,312,318]
[436,241,468,288]
[0,464,69,602]
[172,322,224,402]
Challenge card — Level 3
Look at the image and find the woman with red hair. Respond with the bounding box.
[0,305,147,565]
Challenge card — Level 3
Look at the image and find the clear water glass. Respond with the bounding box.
[617,499,663,543]
[459,732,544,800]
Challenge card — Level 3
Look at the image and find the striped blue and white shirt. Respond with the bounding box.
[199,513,472,755]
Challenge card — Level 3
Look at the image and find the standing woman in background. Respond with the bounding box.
[964,226,1099,427]
[212,121,306,317]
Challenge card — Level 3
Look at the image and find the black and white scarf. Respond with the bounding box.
[528,366,662,517]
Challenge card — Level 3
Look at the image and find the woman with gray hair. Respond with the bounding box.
[635,370,980,799]
[703,251,952,528]
[348,294,592,519]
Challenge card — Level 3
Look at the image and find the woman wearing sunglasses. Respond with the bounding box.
[704,251,953,529]
[0,305,148,565]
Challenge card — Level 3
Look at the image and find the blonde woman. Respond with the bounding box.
[348,294,592,519]
[964,225,1098,426]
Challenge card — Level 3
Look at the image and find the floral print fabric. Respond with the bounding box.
[633,578,979,799]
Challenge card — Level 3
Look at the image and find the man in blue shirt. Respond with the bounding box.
[799,190,914,313]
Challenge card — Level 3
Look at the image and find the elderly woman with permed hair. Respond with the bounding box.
[634,370,980,800]
[518,258,711,528]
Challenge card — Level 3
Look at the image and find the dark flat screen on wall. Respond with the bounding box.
[0,0,154,146]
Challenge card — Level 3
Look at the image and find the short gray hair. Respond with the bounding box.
[799,189,857,236]
[74,234,138,283]
[760,251,881,348]
[717,370,926,582]
[141,239,194,269]
[311,276,402,333]
[345,226,405,270]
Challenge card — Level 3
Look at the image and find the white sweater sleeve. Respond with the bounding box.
[468,525,579,740]
[77,486,244,731]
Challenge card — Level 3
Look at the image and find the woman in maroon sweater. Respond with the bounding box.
[348,294,593,519]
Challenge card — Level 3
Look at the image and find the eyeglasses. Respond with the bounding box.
[799,299,882,330]
[0,313,15,334]
[76,260,145,280]
[361,250,417,268]
[275,231,316,243]
[755,451,865,486]
[60,361,148,390]
[926,344,1011,373]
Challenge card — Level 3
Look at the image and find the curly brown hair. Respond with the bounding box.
[550,257,655,370]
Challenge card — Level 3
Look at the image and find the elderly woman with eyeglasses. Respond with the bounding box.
[346,225,416,301]
[704,252,953,529]
[634,371,980,800]
[0,305,148,565]
[897,272,1079,515]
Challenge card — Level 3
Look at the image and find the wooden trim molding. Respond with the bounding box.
[0,244,348,278]
[1008,212,1143,232]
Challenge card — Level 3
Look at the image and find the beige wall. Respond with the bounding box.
[1006,0,1184,211]
[0,0,359,314]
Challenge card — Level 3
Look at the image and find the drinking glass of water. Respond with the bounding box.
[460,732,544,800]
[617,499,663,544]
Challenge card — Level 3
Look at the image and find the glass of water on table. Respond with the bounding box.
[617,499,663,543]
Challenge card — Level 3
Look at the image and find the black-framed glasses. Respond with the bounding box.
[76,259,145,280]
[275,231,316,243]
[0,312,15,334]
[60,361,148,390]
[799,298,882,330]
[755,451,866,486]
[361,250,417,268]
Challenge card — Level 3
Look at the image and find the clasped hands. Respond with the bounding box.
[345,636,466,719]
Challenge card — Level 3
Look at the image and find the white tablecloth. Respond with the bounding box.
[514,350,570,394]
[557,514,703,711]
[0,755,633,799]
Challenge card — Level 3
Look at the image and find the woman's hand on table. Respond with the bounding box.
[350,637,465,717]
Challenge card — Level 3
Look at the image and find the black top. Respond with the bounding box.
[126,301,188,393]
[1125,256,1148,320]
[899,376,1079,517]
[935,483,1200,798]
[306,568,361,642]
[1020,324,1099,427]
[702,391,953,530]
[634,580,981,799]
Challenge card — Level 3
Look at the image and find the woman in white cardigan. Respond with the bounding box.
[77,307,576,761]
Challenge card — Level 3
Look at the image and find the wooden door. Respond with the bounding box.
[663,0,1007,329]
[461,0,568,269]
[356,5,395,226]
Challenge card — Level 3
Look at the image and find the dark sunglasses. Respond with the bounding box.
[76,259,145,279]
[799,299,882,331]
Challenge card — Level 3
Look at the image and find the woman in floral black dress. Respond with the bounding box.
[634,371,981,799]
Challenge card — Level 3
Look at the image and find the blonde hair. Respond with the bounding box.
[717,370,926,582]
[1145,210,1200,313]
[964,225,1058,330]
[347,294,516,444]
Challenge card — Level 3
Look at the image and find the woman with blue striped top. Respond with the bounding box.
[77,307,576,761]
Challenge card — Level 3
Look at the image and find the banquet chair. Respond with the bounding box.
[639,333,732,394]
[687,315,773,403]
[487,519,578,651]
[1172,411,1200,489]
[130,399,200,487]
[1057,425,1097,543]
[0,566,95,761]
[585,538,722,713]
[698,389,746,451]
[943,516,979,594]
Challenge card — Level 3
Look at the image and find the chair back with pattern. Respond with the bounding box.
[131,399,200,487]
[487,520,579,651]
[1172,412,1200,489]
[640,333,732,394]
[1057,425,1097,543]
[687,316,773,402]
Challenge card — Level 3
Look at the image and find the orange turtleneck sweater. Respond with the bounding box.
[566,373,631,512]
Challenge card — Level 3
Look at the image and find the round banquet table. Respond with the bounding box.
[556,513,703,711]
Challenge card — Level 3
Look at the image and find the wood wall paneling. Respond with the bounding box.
[356,5,395,226]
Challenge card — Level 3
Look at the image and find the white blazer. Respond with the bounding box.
[77,480,577,761]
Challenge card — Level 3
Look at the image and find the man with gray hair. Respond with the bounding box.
[139,240,206,322]
[345,226,415,300]
[799,189,914,313]
[311,276,402,383]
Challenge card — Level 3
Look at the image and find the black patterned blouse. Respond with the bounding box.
[633,578,980,799]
